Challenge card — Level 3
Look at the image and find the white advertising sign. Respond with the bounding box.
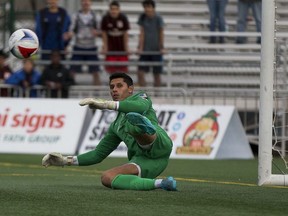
[79,105,253,159]
[156,105,253,159]
[0,98,87,154]
[78,110,128,156]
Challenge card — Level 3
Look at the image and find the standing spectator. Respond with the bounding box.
[35,0,71,60]
[5,59,41,98]
[236,0,262,44]
[101,1,130,74]
[206,0,228,44]
[137,0,165,87]
[65,0,101,86]
[0,50,12,97]
[40,50,75,98]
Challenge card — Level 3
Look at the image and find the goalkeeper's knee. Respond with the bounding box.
[101,171,115,188]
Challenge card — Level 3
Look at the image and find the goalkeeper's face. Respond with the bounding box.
[110,78,133,101]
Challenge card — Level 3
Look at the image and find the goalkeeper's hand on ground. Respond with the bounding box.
[79,98,117,110]
[42,152,66,167]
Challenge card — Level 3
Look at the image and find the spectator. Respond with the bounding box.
[206,0,228,44]
[5,59,41,98]
[236,0,262,44]
[65,0,101,86]
[101,1,130,74]
[0,50,12,83]
[40,50,75,98]
[35,0,71,60]
[0,50,12,97]
[137,0,165,87]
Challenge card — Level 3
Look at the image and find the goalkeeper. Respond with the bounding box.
[42,72,176,191]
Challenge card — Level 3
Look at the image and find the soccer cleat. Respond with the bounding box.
[126,112,156,135]
[161,176,177,191]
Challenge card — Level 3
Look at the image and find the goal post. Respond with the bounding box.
[258,0,288,186]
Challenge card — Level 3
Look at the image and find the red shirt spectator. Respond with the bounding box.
[101,1,130,73]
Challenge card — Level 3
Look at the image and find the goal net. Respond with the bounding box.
[258,0,288,186]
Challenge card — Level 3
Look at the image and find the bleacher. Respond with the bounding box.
[3,0,288,144]
[7,0,288,95]
[10,0,287,91]
[85,0,288,144]
[79,0,288,91]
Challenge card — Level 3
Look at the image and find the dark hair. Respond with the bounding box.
[50,49,60,55]
[23,58,34,66]
[110,0,120,8]
[109,73,133,86]
[50,49,62,58]
[142,0,155,8]
[0,50,8,58]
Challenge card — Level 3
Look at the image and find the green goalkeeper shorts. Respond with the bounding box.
[129,155,169,179]
[129,126,173,179]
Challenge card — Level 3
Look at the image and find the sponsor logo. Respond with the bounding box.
[0,108,65,133]
[177,109,219,155]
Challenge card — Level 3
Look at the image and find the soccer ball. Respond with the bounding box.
[8,29,39,59]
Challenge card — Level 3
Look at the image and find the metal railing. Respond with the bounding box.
[4,36,288,149]
[30,47,266,88]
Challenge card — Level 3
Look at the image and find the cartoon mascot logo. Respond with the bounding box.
[176,109,219,155]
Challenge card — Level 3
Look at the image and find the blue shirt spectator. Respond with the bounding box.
[35,0,71,59]
[5,59,41,97]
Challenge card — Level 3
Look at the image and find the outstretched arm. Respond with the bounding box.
[42,127,121,167]
[79,93,151,114]
[77,131,121,166]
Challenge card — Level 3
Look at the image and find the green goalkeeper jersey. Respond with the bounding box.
[77,92,173,166]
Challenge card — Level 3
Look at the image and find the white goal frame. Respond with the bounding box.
[258,0,288,186]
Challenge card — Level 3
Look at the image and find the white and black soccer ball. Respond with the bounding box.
[8,29,39,59]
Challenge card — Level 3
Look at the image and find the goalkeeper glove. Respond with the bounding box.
[79,98,117,110]
[42,152,66,167]
[42,153,76,167]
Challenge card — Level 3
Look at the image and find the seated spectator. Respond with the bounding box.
[101,1,130,74]
[5,59,41,97]
[206,0,228,44]
[0,50,12,97]
[40,50,75,98]
[65,0,101,85]
[236,0,262,44]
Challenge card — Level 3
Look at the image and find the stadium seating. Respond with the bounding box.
[84,0,288,90]
[5,0,287,144]
[13,0,288,94]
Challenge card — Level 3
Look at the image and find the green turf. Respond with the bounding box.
[1,154,288,216]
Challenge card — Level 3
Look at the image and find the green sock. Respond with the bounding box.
[111,174,156,191]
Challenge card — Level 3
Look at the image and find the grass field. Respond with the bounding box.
[1,154,288,216]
